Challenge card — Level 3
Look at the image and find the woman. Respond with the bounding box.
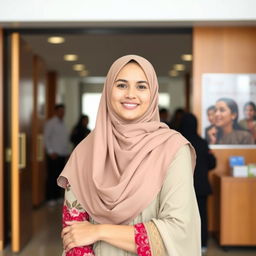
[58,55,201,255]
[239,101,256,142]
[70,115,91,147]
[211,98,254,145]
[205,105,216,144]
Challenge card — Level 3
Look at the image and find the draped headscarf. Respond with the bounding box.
[58,55,195,224]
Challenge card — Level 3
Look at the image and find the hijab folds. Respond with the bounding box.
[58,55,195,224]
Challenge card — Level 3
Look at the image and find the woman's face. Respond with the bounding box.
[111,62,151,121]
[215,101,236,128]
[244,105,255,120]
[207,109,215,125]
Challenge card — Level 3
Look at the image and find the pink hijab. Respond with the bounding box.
[58,55,195,224]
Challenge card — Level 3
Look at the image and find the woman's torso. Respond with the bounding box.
[91,193,160,256]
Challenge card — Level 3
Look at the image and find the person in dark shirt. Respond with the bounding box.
[180,112,216,254]
[70,115,91,148]
[170,108,185,132]
[159,107,171,127]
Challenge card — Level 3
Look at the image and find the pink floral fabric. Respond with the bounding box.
[63,199,95,256]
[134,223,152,256]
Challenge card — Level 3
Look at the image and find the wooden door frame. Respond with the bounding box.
[0,27,4,251]
[11,32,20,252]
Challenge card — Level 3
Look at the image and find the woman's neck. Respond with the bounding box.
[222,123,233,135]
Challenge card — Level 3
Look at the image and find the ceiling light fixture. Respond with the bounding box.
[73,64,85,71]
[174,64,185,71]
[80,70,89,77]
[169,70,178,77]
[64,54,78,61]
[181,54,193,61]
[47,36,65,44]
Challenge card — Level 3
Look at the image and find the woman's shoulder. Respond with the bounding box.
[234,129,251,136]
[167,144,193,174]
[233,129,254,144]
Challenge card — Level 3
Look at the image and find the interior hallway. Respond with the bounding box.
[0,205,255,256]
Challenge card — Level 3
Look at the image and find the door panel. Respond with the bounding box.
[0,27,4,251]
[11,33,33,252]
[32,55,47,207]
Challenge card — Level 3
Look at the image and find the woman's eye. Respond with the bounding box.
[116,83,127,89]
[137,84,147,90]
[219,108,226,113]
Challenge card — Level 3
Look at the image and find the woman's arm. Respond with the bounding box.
[62,221,136,253]
[62,187,153,255]
[62,185,95,256]
[151,145,201,255]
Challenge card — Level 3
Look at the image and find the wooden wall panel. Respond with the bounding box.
[46,71,57,119]
[0,27,4,251]
[32,55,47,206]
[193,27,256,232]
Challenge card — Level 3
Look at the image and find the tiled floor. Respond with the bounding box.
[0,205,255,256]
[0,205,63,256]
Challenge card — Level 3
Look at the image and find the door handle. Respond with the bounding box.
[18,133,26,169]
[37,134,44,161]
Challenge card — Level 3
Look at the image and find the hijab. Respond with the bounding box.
[58,55,195,224]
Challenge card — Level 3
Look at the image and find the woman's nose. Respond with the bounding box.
[125,86,136,98]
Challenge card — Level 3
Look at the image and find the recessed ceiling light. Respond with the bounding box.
[73,64,85,71]
[181,54,193,61]
[64,54,78,61]
[47,36,65,44]
[169,70,178,77]
[174,64,185,71]
[80,70,89,77]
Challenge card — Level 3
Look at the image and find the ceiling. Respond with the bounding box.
[22,29,192,78]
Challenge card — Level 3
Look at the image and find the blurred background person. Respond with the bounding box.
[169,107,185,132]
[180,112,216,255]
[213,98,254,144]
[44,104,69,206]
[239,101,256,143]
[205,105,216,144]
[159,107,171,127]
[70,114,91,148]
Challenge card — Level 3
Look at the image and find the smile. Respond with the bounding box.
[121,103,139,110]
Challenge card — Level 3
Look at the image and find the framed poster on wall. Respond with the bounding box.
[202,74,256,148]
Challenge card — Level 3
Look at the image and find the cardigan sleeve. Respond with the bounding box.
[150,144,201,256]
[62,185,95,256]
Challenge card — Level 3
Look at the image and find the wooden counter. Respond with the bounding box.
[215,174,256,246]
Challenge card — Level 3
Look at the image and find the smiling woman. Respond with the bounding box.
[213,98,254,145]
[111,61,151,122]
[57,55,200,256]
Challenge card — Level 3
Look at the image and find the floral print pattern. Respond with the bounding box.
[62,186,95,256]
[134,223,152,256]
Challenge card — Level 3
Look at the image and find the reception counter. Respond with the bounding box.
[215,174,256,246]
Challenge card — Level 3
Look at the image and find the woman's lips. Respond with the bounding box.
[122,102,139,110]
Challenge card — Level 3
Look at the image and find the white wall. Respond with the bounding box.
[158,77,185,115]
[0,0,255,26]
[57,77,80,139]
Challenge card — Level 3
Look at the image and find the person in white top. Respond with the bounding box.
[44,104,69,206]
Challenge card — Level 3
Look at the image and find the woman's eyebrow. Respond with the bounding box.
[115,79,127,83]
[137,80,149,84]
[114,79,149,84]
